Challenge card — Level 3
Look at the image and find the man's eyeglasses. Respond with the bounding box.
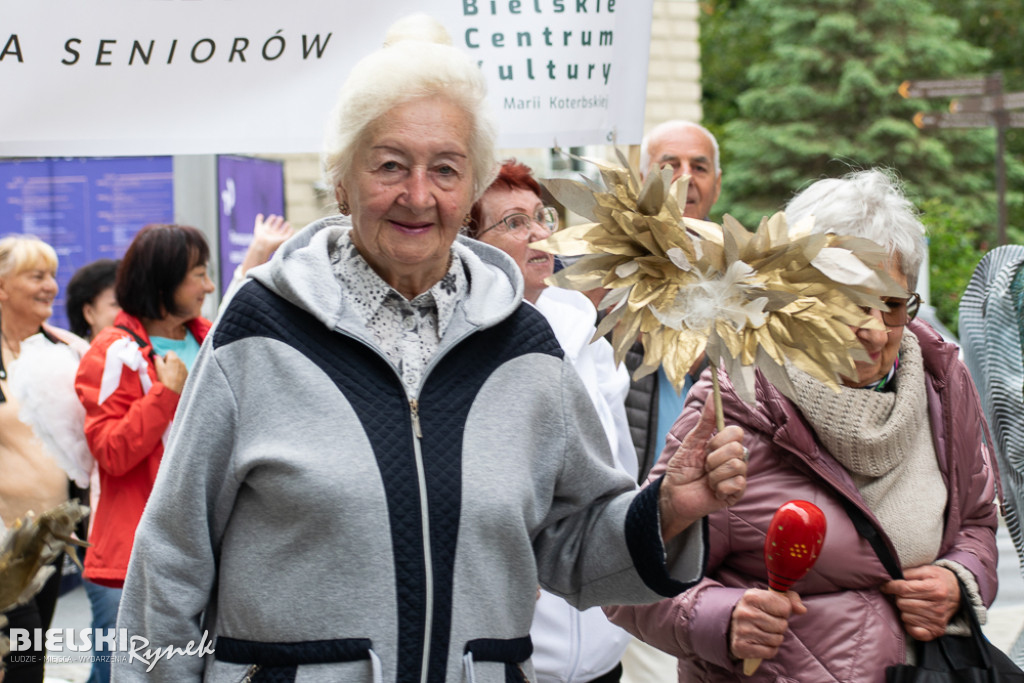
[479,206,559,240]
[865,293,921,328]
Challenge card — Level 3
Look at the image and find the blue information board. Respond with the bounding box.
[0,157,174,331]
[217,155,286,294]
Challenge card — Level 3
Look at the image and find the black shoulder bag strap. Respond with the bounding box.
[838,496,903,580]
[116,324,156,361]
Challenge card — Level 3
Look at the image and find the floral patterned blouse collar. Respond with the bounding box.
[330,232,466,338]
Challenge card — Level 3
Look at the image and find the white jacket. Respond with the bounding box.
[534,288,636,480]
[531,287,634,682]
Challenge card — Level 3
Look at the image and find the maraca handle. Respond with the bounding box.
[741,586,784,676]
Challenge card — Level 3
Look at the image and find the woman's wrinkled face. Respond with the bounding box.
[476,186,554,304]
[338,96,475,294]
[170,261,214,322]
[844,264,910,388]
[83,286,121,338]
[0,261,58,325]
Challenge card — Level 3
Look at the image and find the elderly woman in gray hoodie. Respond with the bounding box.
[114,14,748,683]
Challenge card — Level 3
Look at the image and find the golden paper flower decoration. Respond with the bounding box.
[532,150,907,404]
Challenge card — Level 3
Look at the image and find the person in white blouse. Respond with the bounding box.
[469,159,636,683]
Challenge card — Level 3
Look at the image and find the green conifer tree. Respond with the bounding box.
[929,0,1024,240]
[705,0,997,230]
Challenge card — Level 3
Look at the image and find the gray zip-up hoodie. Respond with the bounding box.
[114,218,706,683]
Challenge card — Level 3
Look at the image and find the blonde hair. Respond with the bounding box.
[321,13,498,202]
[0,235,58,278]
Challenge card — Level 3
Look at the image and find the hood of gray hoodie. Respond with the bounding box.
[247,215,526,345]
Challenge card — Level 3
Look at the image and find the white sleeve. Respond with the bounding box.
[216,265,247,318]
[592,336,638,480]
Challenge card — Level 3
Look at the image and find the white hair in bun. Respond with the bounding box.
[322,14,498,201]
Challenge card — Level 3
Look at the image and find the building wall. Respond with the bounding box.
[265,152,336,229]
[269,0,702,229]
[645,0,702,130]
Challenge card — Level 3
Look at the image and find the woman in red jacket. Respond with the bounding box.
[75,224,214,599]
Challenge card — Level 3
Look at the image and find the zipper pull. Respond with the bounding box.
[410,398,423,439]
[241,664,261,683]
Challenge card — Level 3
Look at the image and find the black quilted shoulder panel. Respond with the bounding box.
[215,281,563,681]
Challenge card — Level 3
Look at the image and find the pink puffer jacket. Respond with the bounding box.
[606,321,999,683]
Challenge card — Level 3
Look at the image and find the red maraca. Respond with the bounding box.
[743,500,827,676]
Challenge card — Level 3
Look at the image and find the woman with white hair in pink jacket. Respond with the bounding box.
[606,169,1000,682]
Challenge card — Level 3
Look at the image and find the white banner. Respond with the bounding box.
[0,0,653,156]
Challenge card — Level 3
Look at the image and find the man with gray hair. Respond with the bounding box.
[640,119,722,220]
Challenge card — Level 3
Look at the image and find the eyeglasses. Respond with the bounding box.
[863,293,921,328]
[479,206,559,240]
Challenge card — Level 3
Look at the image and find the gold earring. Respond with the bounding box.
[462,213,472,227]
[339,200,350,216]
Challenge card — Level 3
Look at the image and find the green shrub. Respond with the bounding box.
[920,198,987,335]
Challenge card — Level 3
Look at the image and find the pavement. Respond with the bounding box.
[35,522,1024,683]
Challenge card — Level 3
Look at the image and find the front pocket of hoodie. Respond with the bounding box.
[463,636,533,683]
[213,635,376,683]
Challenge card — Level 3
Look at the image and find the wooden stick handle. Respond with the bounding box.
[710,361,725,432]
[742,586,785,675]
